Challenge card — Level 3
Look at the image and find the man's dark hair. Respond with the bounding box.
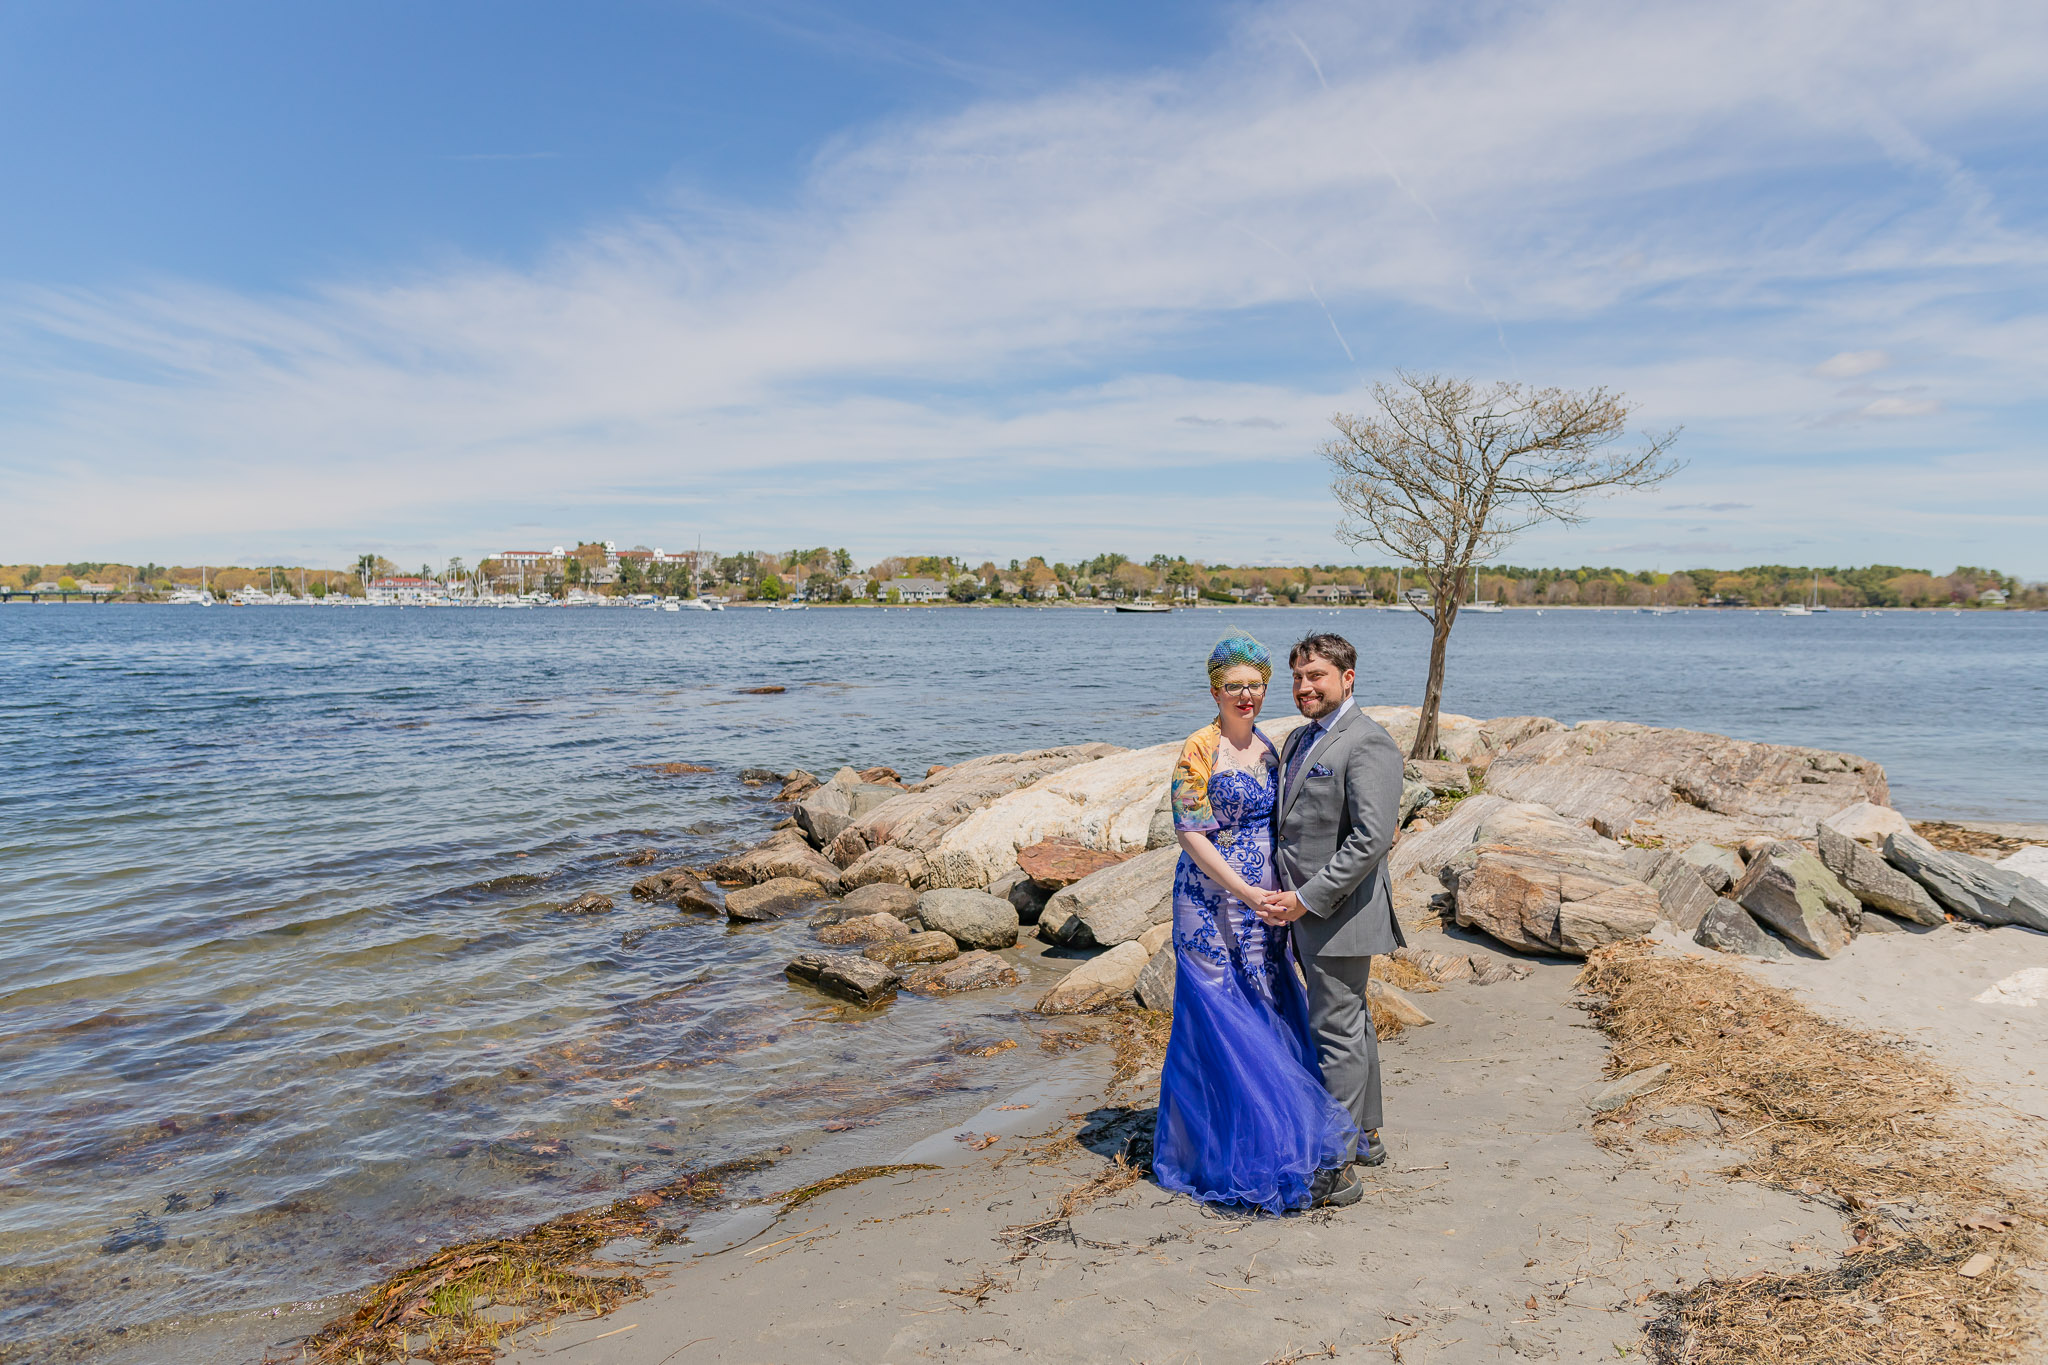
[1289,632,1356,673]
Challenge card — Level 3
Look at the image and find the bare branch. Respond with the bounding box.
[1321,374,1683,758]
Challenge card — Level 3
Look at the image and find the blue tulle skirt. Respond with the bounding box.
[1151,944,1357,1213]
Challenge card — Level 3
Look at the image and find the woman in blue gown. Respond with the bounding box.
[1152,634,1358,1213]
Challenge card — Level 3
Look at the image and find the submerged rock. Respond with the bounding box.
[1731,844,1860,956]
[726,877,829,922]
[631,867,702,901]
[1817,823,1943,926]
[711,830,844,894]
[785,951,900,1005]
[902,949,1019,995]
[560,892,614,915]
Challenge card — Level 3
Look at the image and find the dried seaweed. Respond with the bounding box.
[301,1154,772,1364]
[1578,943,2044,1364]
[772,1163,938,1213]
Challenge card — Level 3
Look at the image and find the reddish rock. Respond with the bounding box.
[1016,839,1135,891]
[858,766,903,786]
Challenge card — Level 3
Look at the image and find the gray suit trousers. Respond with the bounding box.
[1300,953,1381,1147]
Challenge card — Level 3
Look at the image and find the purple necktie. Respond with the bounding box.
[1284,720,1322,798]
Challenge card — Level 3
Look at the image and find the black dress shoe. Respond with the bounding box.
[1356,1131,1387,1168]
[1310,1165,1363,1208]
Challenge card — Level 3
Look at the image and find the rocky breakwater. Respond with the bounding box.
[1379,716,2047,967]
[734,713,2044,1019]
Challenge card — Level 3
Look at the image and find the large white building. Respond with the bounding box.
[366,576,438,604]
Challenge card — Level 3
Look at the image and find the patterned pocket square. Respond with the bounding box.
[1306,763,1334,778]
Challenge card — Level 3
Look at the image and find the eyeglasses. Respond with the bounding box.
[1218,683,1268,698]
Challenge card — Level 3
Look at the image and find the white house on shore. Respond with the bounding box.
[883,577,949,603]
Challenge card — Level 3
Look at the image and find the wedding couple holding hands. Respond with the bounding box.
[1153,631,1407,1212]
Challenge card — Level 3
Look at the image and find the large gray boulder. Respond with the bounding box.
[828,744,1124,871]
[1134,942,1176,1013]
[916,888,1021,949]
[792,770,857,846]
[1484,721,1888,844]
[1884,831,2048,931]
[1730,844,1859,956]
[1036,941,1150,1014]
[833,881,921,925]
[1661,842,1744,895]
[1037,844,1178,948]
[1449,849,1660,956]
[1655,865,1721,933]
[839,844,926,889]
[1693,898,1789,959]
[1817,823,1943,926]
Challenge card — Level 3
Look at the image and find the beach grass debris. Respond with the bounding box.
[771,1163,938,1213]
[302,1154,773,1364]
[1035,1004,1173,1091]
[1576,942,2044,1364]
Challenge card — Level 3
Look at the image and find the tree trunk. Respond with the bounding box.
[1412,565,1465,760]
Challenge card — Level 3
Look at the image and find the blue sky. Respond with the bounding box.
[3,0,2045,576]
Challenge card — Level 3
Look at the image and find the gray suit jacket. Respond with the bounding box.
[1272,702,1408,959]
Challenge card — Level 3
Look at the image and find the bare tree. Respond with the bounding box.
[1322,373,1680,760]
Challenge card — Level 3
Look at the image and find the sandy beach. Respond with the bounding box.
[460,919,2044,1365]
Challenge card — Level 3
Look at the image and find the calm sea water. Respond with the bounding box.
[2,603,2043,1362]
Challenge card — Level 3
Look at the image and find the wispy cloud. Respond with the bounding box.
[1665,501,1754,512]
[1813,349,1891,378]
[3,0,2047,573]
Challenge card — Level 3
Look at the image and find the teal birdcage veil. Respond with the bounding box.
[1206,632,1272,688]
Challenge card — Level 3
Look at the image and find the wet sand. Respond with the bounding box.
[469,919,2044,1365]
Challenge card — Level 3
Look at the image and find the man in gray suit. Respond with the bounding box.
[1260,632,1407,1176]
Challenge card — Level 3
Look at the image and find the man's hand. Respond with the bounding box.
[1256,889,1308,924]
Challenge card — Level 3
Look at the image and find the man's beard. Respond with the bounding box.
[1297,692,1340,719]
